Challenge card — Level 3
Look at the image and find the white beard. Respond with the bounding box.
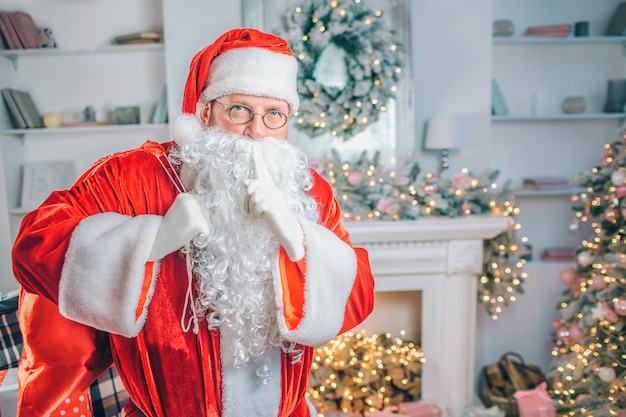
[169,126,319,367]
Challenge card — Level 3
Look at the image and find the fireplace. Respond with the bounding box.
[345,215,509,417]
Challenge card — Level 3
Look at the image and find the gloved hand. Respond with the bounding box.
[147,193,210,261]
[244,144,305,261]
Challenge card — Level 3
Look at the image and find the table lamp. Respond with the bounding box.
[424,115,464,174]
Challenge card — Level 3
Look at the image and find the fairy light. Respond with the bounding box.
[307,332,424,414]
[280,0,402,139]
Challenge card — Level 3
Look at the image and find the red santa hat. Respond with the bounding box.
[182,28,300,115]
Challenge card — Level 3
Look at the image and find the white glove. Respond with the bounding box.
[244,144,305,261]
[147,193,210,261]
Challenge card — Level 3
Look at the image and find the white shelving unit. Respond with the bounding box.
[0,0,168,290]
[490,0,626,262]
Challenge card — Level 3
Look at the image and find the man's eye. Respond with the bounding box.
[230,105,249,113]
[267,110,281,117]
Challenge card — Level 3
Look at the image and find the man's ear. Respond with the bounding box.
[199,102,211,127]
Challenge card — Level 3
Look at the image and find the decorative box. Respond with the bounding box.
[397,401,442,417]
[462,404,506,417]
[513,382,556,417]
[0,368,18,417]
[363,407,404,417]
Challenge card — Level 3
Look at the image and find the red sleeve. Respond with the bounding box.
[279,171,375,333]
[12,141,175,303]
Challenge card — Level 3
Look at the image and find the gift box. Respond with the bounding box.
[364,407,405,417]
[513,382,556,417]
[462,404,506,417]
[397,401,442,417]
[0,368,18,417]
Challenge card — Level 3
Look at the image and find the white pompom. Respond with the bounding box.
[172,114,204,142]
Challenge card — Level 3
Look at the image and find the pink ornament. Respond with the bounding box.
[557,327,571,344]
[376,197,400,215]
[461,202,472,212]
[597,366,616,383]
[450,172,472,190]
[559,268,577,286]
[591,273,607,290]
[604,207,619,223]
[568,322,586,343]
[611,169,626,185]
[347,171,364,186]
[616,184,626,198]
[423,182,438,196]
[550,319,562,331]
[604,302,619,323]
[570,194,581,204]
[613,296,626,316]
[577,251,593,267]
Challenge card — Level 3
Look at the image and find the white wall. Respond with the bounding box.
[162,0,241,121]
[411,1,493,175]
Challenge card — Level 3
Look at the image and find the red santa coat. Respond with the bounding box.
[12,141,375,417]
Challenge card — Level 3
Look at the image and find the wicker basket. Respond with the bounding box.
[478,352,547,417]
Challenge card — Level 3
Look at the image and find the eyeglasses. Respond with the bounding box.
[212,100,289,129]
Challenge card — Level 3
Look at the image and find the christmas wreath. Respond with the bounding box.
[280,0,404,140]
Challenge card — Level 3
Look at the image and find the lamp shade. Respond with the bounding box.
[424,116,464,150]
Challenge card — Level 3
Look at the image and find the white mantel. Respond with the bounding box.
[345,215,509,417]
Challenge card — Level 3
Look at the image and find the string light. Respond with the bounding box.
[548,135,626,415]
[281,0,403,139]
[317,149,528,318]
[307,331,424,414]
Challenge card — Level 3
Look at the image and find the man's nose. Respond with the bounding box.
[244,114,267,140]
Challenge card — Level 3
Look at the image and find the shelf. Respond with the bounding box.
[493,36,626,44]
[512,187,585,198]
[492,113,625,122]
[9,207,30,215]
[0,43,164,70]
[1,123,168,137]
[523,260,576,268]
[1,123,169,145]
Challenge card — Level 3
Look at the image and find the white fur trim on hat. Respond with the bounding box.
[200,47,300,114]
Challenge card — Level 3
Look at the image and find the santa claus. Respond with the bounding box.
[12,28,375,417]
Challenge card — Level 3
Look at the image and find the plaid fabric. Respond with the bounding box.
[0,297,21,370]
[90,366,130,417]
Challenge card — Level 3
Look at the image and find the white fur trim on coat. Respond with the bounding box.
[59,212,162,337]
[201,47,300,114]
[274,217,357,346]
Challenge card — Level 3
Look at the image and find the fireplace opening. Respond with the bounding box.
[307,291,424,415]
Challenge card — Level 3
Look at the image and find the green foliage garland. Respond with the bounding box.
[315,149,529,318]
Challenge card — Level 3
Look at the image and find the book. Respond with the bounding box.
[151,84,168,124]
[523,176,569,190]
[11,11,40,49]
[525,24,571,37]
[11,89,43,128]
[113,31,162,45]
[1,88,27,129]
[491,79,509,116]
[540,247,576,263]
[0,11,23,49]
[0,28,7,49]
[607,2,626,35]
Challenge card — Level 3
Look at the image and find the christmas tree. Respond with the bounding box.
[548,132,626,416]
